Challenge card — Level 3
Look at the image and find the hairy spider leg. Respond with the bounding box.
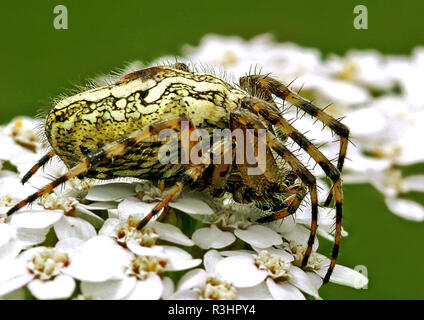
[21,150,56,184]
[240,75,349,207]
[230,109,308,220]
[241,97,343,284]
[256,183,307,222]
[231,108,318,273]
[136,164,208,229]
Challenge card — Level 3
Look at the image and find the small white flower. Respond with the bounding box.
[385,48,424,109]
[0,117,44,162]
[63,236,132,282]
[169,250,271,300]
[0,174,38,214]
[0,244,76,299]
[215,248,320,300]
[325,50,394,90]
[192,224,236,250]
[100,197,195,247]
[77,239,200,300]
[191,198,285,250]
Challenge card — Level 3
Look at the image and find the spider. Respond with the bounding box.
[7,62,349,284]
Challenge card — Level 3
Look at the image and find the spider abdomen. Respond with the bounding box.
[45,66,244,178]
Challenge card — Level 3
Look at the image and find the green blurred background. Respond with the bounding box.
[1,0,423,299]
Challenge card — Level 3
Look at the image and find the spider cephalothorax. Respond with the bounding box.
[7,63,349,283]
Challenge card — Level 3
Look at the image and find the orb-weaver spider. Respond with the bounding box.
[7,62,349,284]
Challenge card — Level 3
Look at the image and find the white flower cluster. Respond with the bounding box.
[9,33,423,300]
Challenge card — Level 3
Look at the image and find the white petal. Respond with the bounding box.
[385,197,424,221]
[15,227,50,246]
[161,277,175,300]
[177,268,208,291]
[203,250,224,274]
[168,258,202,272]
[0,223,14,247]
[288,266,321,299]
[283,225,319,251]
[0,136,30,161]
[55,238,85,255]
[295,206,335,227]
[237,281,273,300]
[402,175,424,193]
[28,274,75,300]
[306,271,323,291]
[81,234,120,248]
[81,277,137,300]
[215,255,267,288]
[316,264,369,289]
[160,245,201,271]
[343,151,391,173]
[125,274,163,300]
[54,216,97,241]
[11,210,63,229]
[344,106,387,136]
[316,227,335,241]
[0,273,33,297]
[152,221,194,246]
[219,250,256,258]
[168,289,199,300]
[85,183,135,201]
[129,242,196,274]
[74,204,105,227]
[126,241,165,257]
[234,225,282,248]
[117,197,158,221]
[0,240,24,260]
[98,218,121,237]
[169,195,214,215]
[16,246,47,261]
[192,225,235,249]
[0,259,33,296]
[267,217,296,234]
[64,236,131,282]
[266,278,305,300]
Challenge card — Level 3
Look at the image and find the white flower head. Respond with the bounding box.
[170,250,269,300]
[0,244,76,300]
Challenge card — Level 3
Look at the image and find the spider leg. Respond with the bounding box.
[204,146,234,198]
[6,114,198,216]
[136,164,208,229]
[234,114,291,191]
[239,98,343,284]
[21,150,55,184]
[257,182,307,223]
[230,108,318,270]
[137,132,234,229]
[240,75,349,206]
